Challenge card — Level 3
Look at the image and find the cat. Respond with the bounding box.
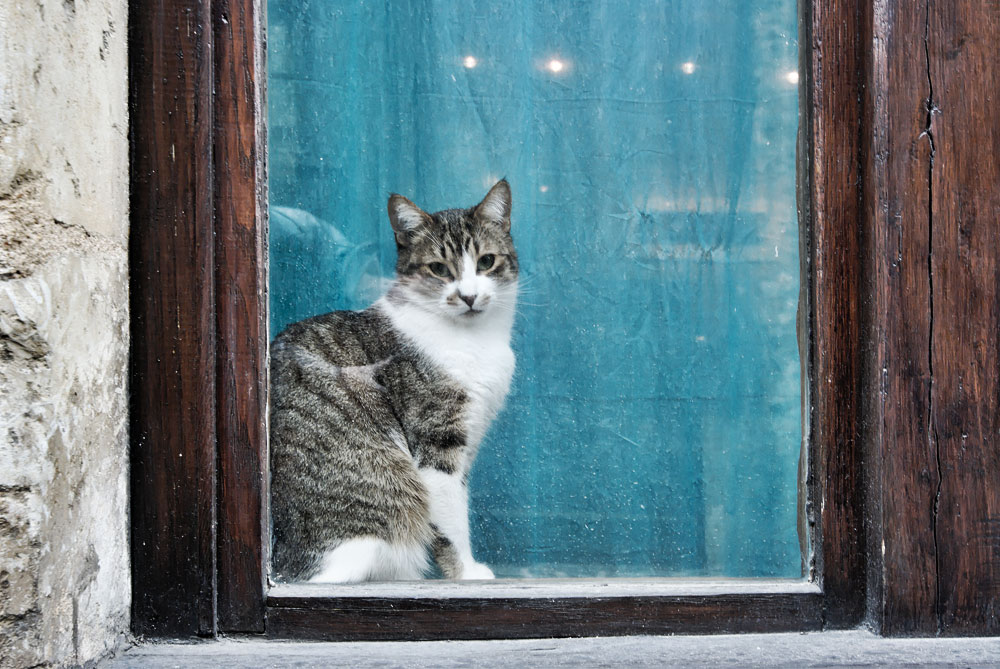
[269,179,518,583]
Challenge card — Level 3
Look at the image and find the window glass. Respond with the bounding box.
[268,0,802,578]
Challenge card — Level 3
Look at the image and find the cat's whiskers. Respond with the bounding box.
[485,304,518,317]
[511,278,542,297]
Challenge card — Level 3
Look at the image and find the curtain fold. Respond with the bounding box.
[269,0,801,578]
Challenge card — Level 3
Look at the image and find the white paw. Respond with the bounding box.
[461,562,495,580]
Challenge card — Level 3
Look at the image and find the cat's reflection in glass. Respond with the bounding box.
[270,180,518,583]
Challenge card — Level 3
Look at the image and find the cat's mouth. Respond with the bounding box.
[461,308,484,317]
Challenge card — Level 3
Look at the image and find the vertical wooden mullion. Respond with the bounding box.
[130,0,218,636]
[807,0,866,628]
[862,0,1000,636]
[213,0,268,632]
[925,0,1000,635]
[863,0,940,636]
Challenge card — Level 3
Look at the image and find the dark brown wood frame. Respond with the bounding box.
[129,0,1000,639]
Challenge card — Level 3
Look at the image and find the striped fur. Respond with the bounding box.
[270,181,518,582]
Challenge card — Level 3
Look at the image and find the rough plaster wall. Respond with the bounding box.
[0,0,129,666]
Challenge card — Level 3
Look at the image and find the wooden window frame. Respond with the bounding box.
[128,0,1000,639]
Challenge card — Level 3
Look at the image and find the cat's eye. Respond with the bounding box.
[428,262,451,278]
[477,254,496,272]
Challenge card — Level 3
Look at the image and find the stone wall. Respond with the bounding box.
[0,0,130,666]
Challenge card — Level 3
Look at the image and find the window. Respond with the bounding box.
[269,0,803,581]
[129,0,1000,640]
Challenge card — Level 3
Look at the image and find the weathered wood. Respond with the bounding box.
[806,0,866,628]
[129,0,218,637]
[862,0,939,637]
[213,0,268,633]
[130,0,1000,640]
[863,0,1000,636]
[926,0,1000,636]
[266,592,823,641]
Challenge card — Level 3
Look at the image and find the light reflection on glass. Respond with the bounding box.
[267,0,802,580]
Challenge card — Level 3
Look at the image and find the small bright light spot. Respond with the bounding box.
[546,58,565,73]
[784,70,799,85]
[539,185,549,193]
[463,55,478,69]
[681,61,696,75]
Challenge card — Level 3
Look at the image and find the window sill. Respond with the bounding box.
[265,579,822,641]
[269,577,819,600]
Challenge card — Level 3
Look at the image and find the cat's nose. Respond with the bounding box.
[459,293,477,308]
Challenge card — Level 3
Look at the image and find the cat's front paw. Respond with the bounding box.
[461,562,495,580]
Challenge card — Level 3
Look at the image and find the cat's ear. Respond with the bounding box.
[387,194,432,246]
[474,179,512,232]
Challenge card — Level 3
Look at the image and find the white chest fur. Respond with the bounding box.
[377,298,515,454]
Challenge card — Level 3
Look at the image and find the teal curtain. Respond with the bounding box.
[268,0,802,577]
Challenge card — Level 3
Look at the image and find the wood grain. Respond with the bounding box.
[266,593,823,641]
[806,0,866,628]
[926,0,1000,635]
[128,0,1000,640]
[213,0,268,633]
[862,0,939,637]
[863,0,1000,636]
[129,0,218,637]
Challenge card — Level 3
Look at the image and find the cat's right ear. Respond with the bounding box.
[388,194,432,246]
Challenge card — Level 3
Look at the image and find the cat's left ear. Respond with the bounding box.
[474,179,512,232]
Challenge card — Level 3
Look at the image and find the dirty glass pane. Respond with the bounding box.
[268,1,802,577]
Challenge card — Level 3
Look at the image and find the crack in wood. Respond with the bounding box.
[921,0,943,637]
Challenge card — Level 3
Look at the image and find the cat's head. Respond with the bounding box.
[386,180,518,321]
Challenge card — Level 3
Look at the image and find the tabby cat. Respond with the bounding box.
[270,180,518,582]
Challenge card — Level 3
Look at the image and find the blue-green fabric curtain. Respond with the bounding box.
[268,0,802,577]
